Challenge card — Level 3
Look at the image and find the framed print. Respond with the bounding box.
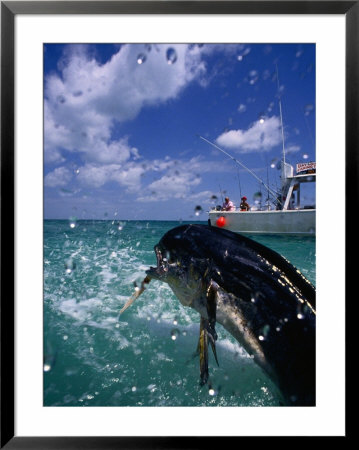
[1,1,355,447]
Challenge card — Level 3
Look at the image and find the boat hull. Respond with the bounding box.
[209,209,315,235]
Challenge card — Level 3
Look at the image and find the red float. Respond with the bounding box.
[216,216,226,227]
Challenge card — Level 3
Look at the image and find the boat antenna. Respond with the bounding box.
[276,63,286,165]
[198,135,282,205]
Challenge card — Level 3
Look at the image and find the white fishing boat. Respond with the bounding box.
[208,161,316,235]
[203,65,315,236]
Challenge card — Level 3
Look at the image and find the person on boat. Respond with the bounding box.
[222,197,235,211]
[240,196,250,211]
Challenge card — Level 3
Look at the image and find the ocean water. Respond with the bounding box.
[44,220,315,407]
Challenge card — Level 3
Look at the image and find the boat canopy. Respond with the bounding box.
[287,173,316,183]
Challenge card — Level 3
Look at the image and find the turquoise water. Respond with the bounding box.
[43,220,315,407]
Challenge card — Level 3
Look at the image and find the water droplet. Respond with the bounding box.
[248,70,259,85]
[137,53,146,64]
[296,303,306,319]
[304,104,314,116]
[270,157,278,169]
[63,335,68,341]
[44,363,51,372]
[194,205,203,216]
[57,95,66,104]
[173,317,178,326]
[238,103,247,113]
[208,388,216,396]
[171,329,180,340]
[259,324,270,341]
[132,386,137,392]
[68,216,77,229]
[166,48,177,64]
[65,258,75,274]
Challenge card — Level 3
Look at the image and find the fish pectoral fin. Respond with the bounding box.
[199,317,209,386]
[119,276,151,315]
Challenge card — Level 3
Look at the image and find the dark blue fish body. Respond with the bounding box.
[143,224,316,406]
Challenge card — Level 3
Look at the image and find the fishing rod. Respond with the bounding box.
[198,134,282,206]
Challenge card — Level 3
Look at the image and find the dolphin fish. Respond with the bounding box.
[122,224,316,406]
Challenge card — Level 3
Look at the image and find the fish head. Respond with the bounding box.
[146,225,211,310]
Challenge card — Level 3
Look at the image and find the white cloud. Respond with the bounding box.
[216,116,282,153]
[45,166,73,187]
[137,172,201,202]
[44,44,212,165]
[136,156,226,202]
[44,43,247,168]
[44,43,243,200]
[286,144,301,154]
[76,162,145,191]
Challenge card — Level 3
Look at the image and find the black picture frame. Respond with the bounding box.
[1,1,354,447]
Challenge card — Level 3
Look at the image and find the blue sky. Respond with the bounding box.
[44,43,315,220]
